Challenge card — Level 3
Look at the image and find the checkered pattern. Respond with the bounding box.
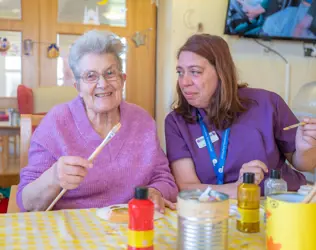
[0,203,265,250]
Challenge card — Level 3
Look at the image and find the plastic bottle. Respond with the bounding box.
[127,187,154,250]
[264,169,288,196]
[237,172,260,233]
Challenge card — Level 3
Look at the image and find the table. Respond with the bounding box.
[0,122,19,173]
[0,201,266,250]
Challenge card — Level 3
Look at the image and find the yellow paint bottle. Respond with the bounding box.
[237,172,260,233]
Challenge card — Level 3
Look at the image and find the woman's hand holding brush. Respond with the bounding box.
[52,156,93,190]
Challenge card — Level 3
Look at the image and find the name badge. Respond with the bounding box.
[195,131,219,149]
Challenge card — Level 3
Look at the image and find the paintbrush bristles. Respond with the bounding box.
[283,122,306,131]
[87,123,121,162]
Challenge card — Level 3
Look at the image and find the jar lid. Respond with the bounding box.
[243,172,255,184]
[270,169,281,179]
[134,186,148,200]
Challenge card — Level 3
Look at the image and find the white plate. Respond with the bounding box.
[96,204,164,223]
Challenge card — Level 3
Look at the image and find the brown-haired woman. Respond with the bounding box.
[165,34,316,198]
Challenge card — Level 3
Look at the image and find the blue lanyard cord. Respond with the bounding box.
[196,110,230,185]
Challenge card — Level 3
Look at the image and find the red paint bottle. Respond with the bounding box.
[128,187,154,250]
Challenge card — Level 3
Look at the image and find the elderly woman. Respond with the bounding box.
[165,34,316,198]
[17,30,178,212]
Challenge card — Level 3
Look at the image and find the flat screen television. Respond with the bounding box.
[224,0,316,43]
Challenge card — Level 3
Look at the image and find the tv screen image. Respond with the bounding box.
[224,0,316,42]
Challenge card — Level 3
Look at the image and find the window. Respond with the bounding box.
[0,0,21,20]
[58,0,126,27]
[0,31,21,97]
[57,34,80,86]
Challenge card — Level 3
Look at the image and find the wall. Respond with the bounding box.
[156,0,316,150]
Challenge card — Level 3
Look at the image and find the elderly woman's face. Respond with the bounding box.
[77,53,124,114]
[176,51,218,109]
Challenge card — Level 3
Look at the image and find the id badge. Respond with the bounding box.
[196,131,219,149]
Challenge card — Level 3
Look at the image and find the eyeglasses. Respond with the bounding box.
[79,67,121,84]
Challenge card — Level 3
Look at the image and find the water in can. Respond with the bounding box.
[177,189,229,250]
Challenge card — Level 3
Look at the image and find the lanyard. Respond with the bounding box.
[196,110,230,185]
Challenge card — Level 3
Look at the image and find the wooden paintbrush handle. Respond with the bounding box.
[46,188,67,211]
[45,123,121,211]
[302,184,316,203]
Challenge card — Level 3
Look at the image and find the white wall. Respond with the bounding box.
[156,0,316,151]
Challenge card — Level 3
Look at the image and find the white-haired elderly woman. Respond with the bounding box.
[17,30,178,212]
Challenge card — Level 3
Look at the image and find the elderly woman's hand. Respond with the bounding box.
[53,156,93,190]
[148,188,176,213]
[237,160,268,185]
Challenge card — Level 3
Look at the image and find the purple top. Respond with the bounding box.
[165,88,306,193]
[17,96,178,211]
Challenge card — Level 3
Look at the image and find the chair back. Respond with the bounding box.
[32,86,77,113]
[20,114,45,169]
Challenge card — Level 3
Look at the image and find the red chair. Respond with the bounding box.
[0,198,9,213]
[17,85,34,114]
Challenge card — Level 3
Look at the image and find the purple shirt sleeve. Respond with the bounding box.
[273,93,299,154]
[146,120,178,202]
[16,141,57,212]
[165,114,192,163]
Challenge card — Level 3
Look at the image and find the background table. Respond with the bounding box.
[0,122,19,173]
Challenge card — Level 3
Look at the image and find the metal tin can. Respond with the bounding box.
[12,111,20,126]
[8,108,14,126]
[177,189,229,250]
[266,193,316,250]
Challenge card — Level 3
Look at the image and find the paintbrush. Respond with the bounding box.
[302,184,316,204]
[283,122,306,131]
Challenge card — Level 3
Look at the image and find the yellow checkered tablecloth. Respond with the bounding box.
[0,202,266,249]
